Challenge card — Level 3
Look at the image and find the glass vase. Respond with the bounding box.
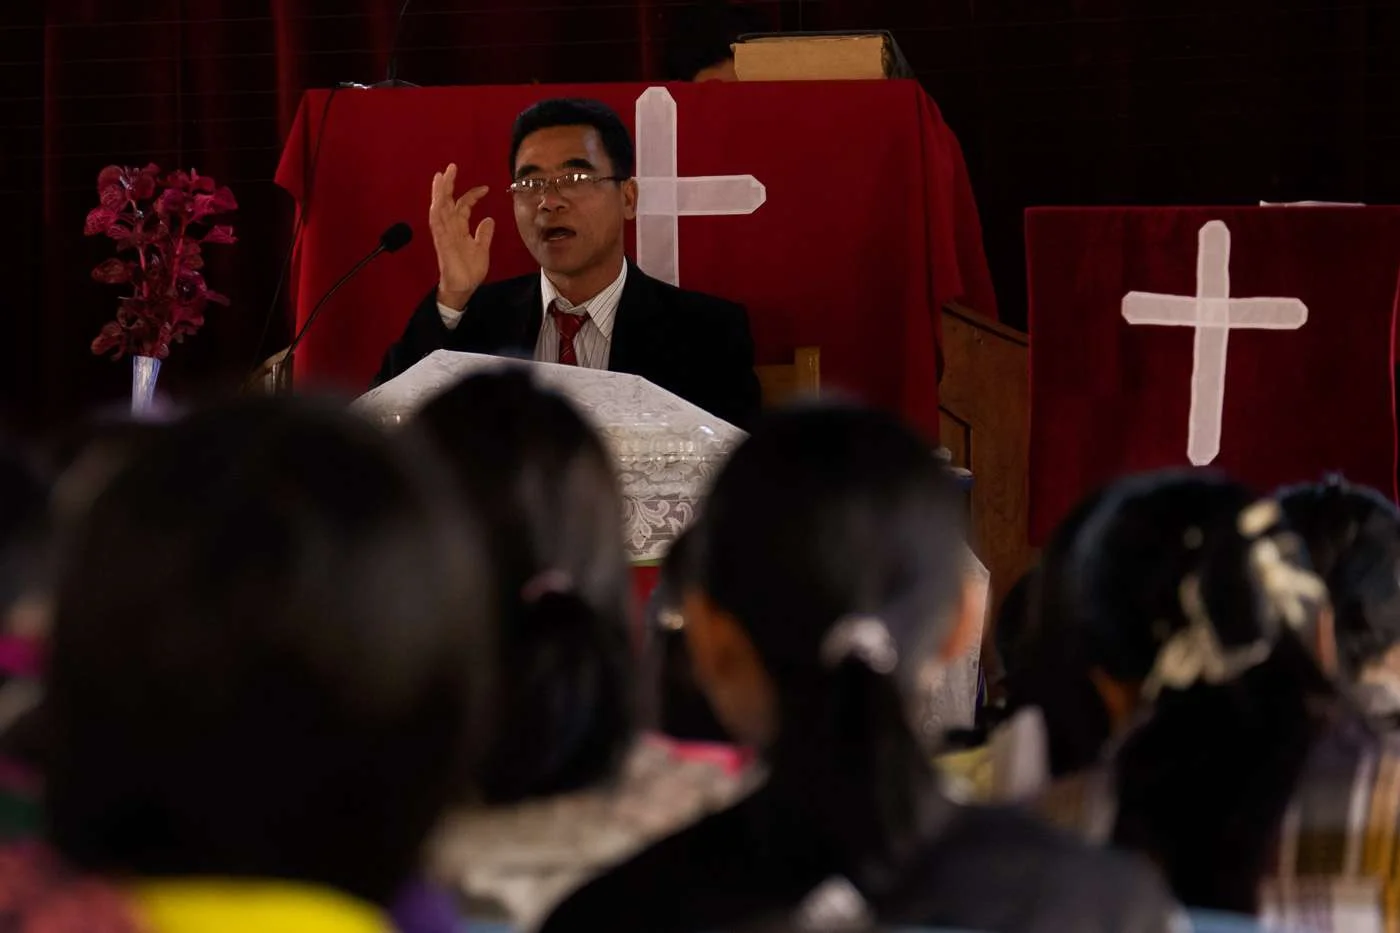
[131,354,161,415]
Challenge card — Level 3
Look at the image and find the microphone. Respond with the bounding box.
[377,0,419,88]
[379,220,413,253]
[284,222,413,360]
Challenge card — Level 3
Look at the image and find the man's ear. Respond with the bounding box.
[621,177,639,221]
[1312,604,1339,677]
[682,589,740,689]
[682,588,778,747]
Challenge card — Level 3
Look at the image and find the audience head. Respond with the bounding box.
[0,445,49,633]
[0,445,51,773]
[508,98,638,283]
[44,415,165,536]
[1276,476,1400,683]
[684,404,974,859]
[645,526,729,743]
[1000,487,1114,775]
[1068,473,1331,703]
[45,398,491,906]
[664,2,768,82]
[416,369,633,804]
[1062,471,1335,912]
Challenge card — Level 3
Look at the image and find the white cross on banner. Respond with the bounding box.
[1122,221,1309,466]
[634,87,767,286]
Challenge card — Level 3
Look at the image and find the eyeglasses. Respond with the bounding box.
[507,172,625,200]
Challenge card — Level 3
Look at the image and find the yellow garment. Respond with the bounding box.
[130,879,390,933]
[936,744,995,802]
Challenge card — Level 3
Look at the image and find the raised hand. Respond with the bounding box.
[428,163,496,310]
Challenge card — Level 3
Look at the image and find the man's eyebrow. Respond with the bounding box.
[514,163,542,179]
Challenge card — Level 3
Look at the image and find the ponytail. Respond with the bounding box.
[479,588,633,805]
[769,629,940,887]
[1111,631,1334,913]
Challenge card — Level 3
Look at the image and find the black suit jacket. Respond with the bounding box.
[374,263,762,429]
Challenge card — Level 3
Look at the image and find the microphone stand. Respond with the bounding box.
[254,244,389,397]
[287,246,387,356]
[372,0,419,88]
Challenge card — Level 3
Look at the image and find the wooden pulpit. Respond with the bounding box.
[939,301,1033,665]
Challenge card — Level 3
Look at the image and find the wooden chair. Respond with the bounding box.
[755,346,821,408]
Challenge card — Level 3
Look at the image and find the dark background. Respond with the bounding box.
[3,0,1397,435]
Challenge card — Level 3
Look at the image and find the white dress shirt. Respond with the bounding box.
[436,263,628,371]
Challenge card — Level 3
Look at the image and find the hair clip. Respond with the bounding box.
[820,616,898,674]
[521,569,574,605]
[792,876,874,931]
[1238,499,1284,539]
[1248,535,1329,631]
[1145,575,1273,700]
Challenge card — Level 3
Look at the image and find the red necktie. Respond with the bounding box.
[550,303,586,366]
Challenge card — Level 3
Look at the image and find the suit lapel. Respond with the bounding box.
[448,273,541,358]
[609,262,663,376]
[508,274,544,353]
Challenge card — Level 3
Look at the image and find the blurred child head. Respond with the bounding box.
[416,370,634,803]
[46,399,493,906]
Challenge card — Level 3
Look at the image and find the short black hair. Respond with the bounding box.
[45,398,493,906]
[509,98,635,179]
[416,370,634,804]
[1277,477,1400,678]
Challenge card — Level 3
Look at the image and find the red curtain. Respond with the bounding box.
[1026,206,1400,542]
[9,1,1399,434]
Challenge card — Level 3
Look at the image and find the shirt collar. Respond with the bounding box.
[540,261,628,341]
[130,879,391,933]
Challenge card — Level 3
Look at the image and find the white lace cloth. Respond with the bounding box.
[428,737,755,932]
[355,351,745,561]
[358,351,985,728]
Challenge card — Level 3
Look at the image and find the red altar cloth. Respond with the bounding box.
[274,81,996,436]
[1027,206,1400,543]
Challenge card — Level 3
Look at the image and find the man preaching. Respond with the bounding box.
[373,98,761,429]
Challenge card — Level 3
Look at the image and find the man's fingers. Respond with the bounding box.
[428,183,451,238]
[431,168,452,205]
[474,217,496,251]
[455,185,489,214]
[430,165,457,210]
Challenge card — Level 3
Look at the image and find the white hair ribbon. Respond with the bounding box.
[820,616,898,674]
[1249,535,1329,632]
[1237,500,1329,631]
[1144,493,1330,700]
[1143,620,1273,701]
[791,876,874,931]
